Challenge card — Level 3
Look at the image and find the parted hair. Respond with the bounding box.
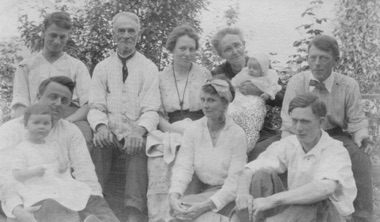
[165,24,200,52]
[38,76,76,98]
[288,93,327,117]
[23,104,53,126]
[211,27,244,57]
[43,11,72,30]
[308,35,340,60]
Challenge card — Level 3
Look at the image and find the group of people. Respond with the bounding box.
[0,10,373,222]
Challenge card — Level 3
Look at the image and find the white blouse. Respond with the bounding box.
[169,116,247,211]
[159,63,211,115]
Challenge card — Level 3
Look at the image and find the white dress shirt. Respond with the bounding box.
[246,131,357,216]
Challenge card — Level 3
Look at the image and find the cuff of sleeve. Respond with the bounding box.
[11,99,29,110]
[2,196,23,218]
[209,196,223,212]
[168,186,185,197]
[346,120,369,134]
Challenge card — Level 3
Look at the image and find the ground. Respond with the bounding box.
[106,151,380,222]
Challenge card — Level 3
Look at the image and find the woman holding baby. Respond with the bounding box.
[210,27,285,160]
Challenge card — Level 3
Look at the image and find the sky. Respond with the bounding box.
[0,0,337,66]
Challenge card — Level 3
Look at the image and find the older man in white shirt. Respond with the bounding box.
[232,93,356,222]
[88,11,160,222]
[0,76,119,222]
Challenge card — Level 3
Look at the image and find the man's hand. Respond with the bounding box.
[124,126,146,155]
[13,205,40,222]
[236,194,254,221]
[93,125,113,148]
[252,197,276,218]
[353,128,372,154]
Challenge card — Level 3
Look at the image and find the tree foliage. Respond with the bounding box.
[334,0,380,94]
[287,0,326,72]
[18,0,208,73]
[0,39,22,123]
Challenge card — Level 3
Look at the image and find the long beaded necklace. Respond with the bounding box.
[172,63,193,114]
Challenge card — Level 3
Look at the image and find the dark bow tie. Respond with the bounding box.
[309,79,327,92]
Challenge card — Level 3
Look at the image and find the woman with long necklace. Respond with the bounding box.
[147,24,211,221]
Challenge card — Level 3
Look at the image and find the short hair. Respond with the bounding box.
[211,27,244,57]
[166,24,200,52]
[23,104,53,126]
[38,76,76,98]
[112,12,140,31]
[308,35,340,60]
[201,79,235,104]
[43,11,72,31]
[288,93,327,118]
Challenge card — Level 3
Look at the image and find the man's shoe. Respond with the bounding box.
[125,206,143,222]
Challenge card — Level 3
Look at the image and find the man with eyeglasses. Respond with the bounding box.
[88,12,160,222]
[280,34,373,222]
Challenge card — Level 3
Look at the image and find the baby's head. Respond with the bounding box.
[247,57,263,77]
[24,104,54,142]
[247,54,270,77]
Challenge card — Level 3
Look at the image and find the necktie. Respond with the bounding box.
[122,65,128,83]
[309,79,327,92]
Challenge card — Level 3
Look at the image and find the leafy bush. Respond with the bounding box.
[0,39,22,124]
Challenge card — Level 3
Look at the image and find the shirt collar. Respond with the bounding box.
[294,130,330,158]
[117,50,136,65]
[309,72,335,93]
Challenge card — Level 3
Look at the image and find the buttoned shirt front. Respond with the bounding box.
[88,52,160,140]
[0,117,101,217]
[11,52,91,109]
[246,131,357,216]
[281,71,368,134]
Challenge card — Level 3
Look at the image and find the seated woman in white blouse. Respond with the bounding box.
[168,79,248,221]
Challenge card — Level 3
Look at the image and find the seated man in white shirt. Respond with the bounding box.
[0,76,119,222]
[231,93,357,222]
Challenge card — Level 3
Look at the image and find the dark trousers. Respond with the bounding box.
[235,170,345,222]
[91,137,148,213]
[248,127,373,222]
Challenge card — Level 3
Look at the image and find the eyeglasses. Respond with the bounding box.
[223,43,243,54]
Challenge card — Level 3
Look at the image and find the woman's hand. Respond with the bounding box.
[239,81,263,96]
[168,193,189,218]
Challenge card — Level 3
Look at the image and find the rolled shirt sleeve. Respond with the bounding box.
[11,63,31,109]
[314,143,357,215]
[88,63,110,131]
[345,81,368,133]
[73,62,91,106]
[136,63,160,133]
